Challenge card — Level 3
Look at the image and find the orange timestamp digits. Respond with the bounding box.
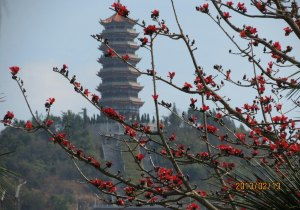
[235,182,281,191]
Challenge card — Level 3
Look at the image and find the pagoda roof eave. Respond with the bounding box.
[100,13,138,25]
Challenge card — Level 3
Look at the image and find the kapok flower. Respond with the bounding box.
[255,2,266,12]
[25,121,33,130]
[182,82,193,91]
[135,153,145,161]
[273,41,282,51]
[47,98,55,105]
[196,3,209,13]
[91,94,100,104]
[226,1,234,7]
[235,132,246,142]
[9,66,20,76]
[223,12,231,19]
[151,10,159,18]
[124,126,136,137]
[186,203,200,210]
[3,111,14,120]
[237,2,247,13]
[168,134,176,141]
[84,89,90,97]
[284,27,293,36]
[45,98,55,108]
[111,2,129,17]
[201,105,210,112]
[105,48,115,57]
[139,37,148,46]
[168,72,175,80]
[116,199,125,206]
[45,119,54,127]
[144,25,157,35]
[122,54,130,60]
[152,94,159,101]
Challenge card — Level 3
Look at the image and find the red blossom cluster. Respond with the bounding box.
[124,126,137,137]
[144,25,157,35]
[90,178,117,193]
[111,2,129,17]
[102,107,125,122]
[196,3,209,13]
[218,144,244,157]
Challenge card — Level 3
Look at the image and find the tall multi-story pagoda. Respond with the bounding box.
[97,12,144,119]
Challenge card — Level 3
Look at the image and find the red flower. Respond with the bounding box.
[183,82,193,91]
[124,126,136,137]
[169,134,176,141]
[9,66,20,76]
[168,72,175,80]
[215,113,223,119]
[102,107,125,122]
[186,203,200,210]
[3,111,14,120]
[206,125,218,134]
[91,158,100,168]
[223,12,231,19]
[151,10,159,18]
[201,105,210,112]
[91,94,100,104]
[152,94,159,101]
[283,27,293,36]
[240,30,247,38]
[198,152,209,159]
[197,190,207,197]
[116,199,125,206]
[273,41,282,51]
[135,153,145,161]
[226,1,233,7]
[25,121,33,130]
[122,54,130,60]
[252,150,259,156]
[105,48,115,57]
[237,2,247,13]
[245,26,257,35]
[255,2,266,12]
[47,98,55,105]
[90,179,102,187]
[144,25,157,35]
[196,3,209,13]
[124,186,135,196]
[111,2,129,17]
[139,37,148,46]
[83,89,90,96]
[43,119,53,127]
[235,132,246,142]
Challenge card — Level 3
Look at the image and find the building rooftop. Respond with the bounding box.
[101,13,134,24]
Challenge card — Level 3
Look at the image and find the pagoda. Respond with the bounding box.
[97,12,144,119]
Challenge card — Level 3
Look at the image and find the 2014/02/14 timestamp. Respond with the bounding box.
[235,182,281,191]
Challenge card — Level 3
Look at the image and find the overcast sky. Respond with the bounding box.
[0,0,299,130]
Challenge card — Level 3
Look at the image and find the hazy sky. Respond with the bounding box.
[0,0,299,130]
